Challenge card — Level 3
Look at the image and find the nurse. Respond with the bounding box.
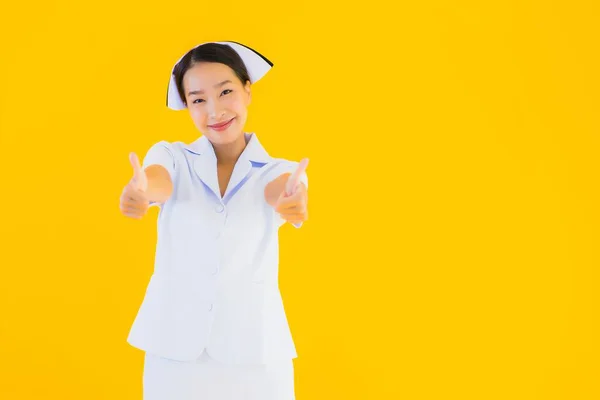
[119,41,309,400]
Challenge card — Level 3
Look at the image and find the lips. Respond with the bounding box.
[208,118,235,130]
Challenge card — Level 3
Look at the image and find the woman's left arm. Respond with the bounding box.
[264,160,309,226]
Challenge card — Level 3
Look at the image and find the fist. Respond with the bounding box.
[275,181,308,224]
[275,158,309,225]
[120,152,150,220]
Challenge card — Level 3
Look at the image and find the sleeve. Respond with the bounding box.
[142,141,177,207]
[269,160,309,229]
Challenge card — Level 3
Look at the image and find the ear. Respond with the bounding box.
[244,80,252,106]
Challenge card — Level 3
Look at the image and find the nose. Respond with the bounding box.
[207,100,225,120]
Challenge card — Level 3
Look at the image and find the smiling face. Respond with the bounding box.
[182,62,252,146]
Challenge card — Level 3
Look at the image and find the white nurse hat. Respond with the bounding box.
[166,41,273,110]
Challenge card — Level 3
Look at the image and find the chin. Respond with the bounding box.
[204,128,243,145]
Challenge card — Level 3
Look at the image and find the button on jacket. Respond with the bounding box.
[126,133,308,365]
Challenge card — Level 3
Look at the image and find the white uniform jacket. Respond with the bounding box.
[127,133,307,365]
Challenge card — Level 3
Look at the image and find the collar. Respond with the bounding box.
[184,132,272,163]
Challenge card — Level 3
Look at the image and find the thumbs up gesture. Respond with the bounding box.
[120,152,150,219]
[269,158,309,225]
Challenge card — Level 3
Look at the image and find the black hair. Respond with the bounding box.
[172,43,251,107]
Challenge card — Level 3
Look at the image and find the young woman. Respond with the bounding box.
[120,41,309,400]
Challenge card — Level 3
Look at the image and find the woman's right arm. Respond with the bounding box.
[120,143,176,219]
[144,164,173,204]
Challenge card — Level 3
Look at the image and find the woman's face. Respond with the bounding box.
[182,62,251,146]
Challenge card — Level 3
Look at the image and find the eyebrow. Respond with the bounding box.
[187,80,232,96]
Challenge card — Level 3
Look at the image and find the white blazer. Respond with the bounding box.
[126,132,308,365]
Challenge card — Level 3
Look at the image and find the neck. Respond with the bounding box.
[213,132,248,165]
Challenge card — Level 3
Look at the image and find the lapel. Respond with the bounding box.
[184,133,272,199]
[184,135,220,197]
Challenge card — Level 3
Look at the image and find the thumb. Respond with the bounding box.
[129,152,147,191]
[285,158,309,196]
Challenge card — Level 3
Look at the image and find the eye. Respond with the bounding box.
[221,89,232,96]
[192,98,205,104]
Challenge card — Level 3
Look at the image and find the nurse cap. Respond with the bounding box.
[166,41,273,110]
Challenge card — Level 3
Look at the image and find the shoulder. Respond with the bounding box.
[142,140,191,178]
[146,140,188,154]
[258,157,309,187]
[266,157,305,172]
[257,158,296,177]
[143,140,192,163]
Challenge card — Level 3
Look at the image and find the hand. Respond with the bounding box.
[120,152,150,219]
[275,158,309,225]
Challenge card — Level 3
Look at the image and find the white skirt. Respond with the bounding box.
[142,350,295,400]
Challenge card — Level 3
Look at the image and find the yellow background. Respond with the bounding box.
[1,0,599,398]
